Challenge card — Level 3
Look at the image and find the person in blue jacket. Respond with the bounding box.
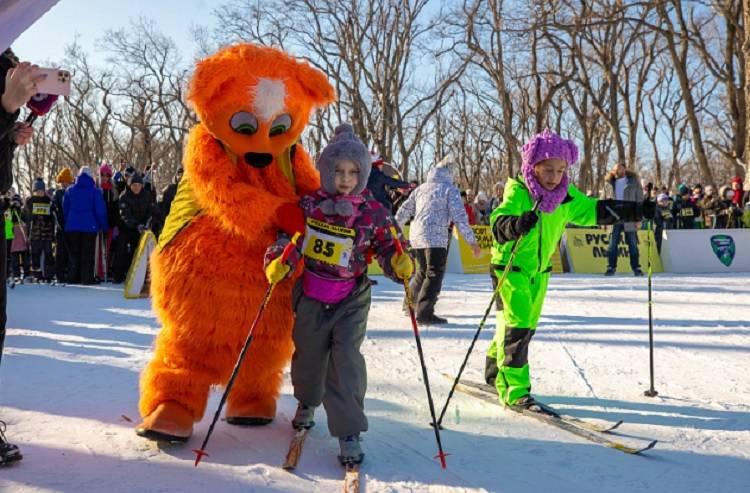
[63,166,108,284]
[366,152,412,213]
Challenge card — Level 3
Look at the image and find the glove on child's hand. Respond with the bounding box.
[265,257,291,284]
[391,252,414,280]
[514,211,539,236]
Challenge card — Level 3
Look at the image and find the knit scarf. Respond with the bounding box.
[319,190,365,219]
[521,166,569,213]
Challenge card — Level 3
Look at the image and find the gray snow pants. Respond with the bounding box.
[291,276,371,438]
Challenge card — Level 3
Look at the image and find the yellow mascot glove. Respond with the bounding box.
[265,257,291,284]
[391,252,414,280]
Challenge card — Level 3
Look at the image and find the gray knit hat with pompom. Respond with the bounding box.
[317,123,371,195]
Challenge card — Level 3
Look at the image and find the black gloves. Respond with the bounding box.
[493,210,539,243]
[596,199,656,225]
[514,211,539,236]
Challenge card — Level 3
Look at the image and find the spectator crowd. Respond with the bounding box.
[4,163,182,285]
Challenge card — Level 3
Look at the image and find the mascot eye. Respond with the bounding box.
[230,112,258,135]
[269,114,292,136]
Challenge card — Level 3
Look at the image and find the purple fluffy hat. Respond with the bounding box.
[521,128,579,213]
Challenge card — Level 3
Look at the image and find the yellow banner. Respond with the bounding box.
[367,226,410,275]
[455,226,493,274]
[564,228,663,273]
[367,225,563,275]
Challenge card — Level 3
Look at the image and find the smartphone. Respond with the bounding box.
[33,67,71,96]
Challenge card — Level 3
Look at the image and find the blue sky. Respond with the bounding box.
[13,0,211,64]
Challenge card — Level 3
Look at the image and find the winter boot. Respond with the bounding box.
[484,356,499,386]
[135,400,194,442]
[291,404,316,430]
[338,434,364,465]
[604,268,615,276]
[0,421,22,466]
[416,314,448,325]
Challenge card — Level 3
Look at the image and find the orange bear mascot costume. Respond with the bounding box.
[136,44,335,441]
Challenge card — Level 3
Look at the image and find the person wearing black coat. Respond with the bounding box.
[366,156,411,213]
[25,178,55,281]
[0,47,46,464]
[672,185,701,230]
[52,167,74,282]
[155,166,183,237]
[113,174,157,283]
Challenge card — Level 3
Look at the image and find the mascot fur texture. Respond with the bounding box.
[137,44,335,439]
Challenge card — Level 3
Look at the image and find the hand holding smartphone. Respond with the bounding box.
[32,67,71,96]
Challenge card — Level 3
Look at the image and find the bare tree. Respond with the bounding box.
[208,0,465,179]
[655,0,715,186]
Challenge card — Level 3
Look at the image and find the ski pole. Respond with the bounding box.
[437,199,542,428]
[193,232,301,466]
[390,227,449,469]
[102,232,109,283]
[644,186,658,398]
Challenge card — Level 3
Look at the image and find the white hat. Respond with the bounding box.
[436,154,454,168]
[78,166,92,178]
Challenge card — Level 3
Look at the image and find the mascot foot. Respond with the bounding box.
[136,401,194,442]
[226,400,275,426]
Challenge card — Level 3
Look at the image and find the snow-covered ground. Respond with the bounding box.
[1,273,748,492]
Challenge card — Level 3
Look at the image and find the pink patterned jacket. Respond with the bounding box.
[266,188,407,283]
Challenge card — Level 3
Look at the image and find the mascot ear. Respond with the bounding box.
[295,62,337,107]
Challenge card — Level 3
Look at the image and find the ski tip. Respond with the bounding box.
[640,440,658,453]
[611,419,624,431]
[192,448,209,466]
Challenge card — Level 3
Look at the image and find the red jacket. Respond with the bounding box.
[464,203,476,225]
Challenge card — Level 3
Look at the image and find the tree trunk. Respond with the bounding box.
[658,1,715,186]
[743,0,750,179]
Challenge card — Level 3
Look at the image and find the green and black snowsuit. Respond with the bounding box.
[487,176,645,405]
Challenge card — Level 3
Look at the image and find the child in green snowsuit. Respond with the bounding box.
[485,129,655,412]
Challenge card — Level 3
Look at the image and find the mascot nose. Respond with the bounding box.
[244,152,273,168]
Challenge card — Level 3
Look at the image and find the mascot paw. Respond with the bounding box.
[135,401,194,442]
[226,399,277,426]
[275,201,306,237]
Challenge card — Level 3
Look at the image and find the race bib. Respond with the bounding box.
[32,203,51,215]
[661,210,673,220]
[680,207,694,217]
[301,217,355,267]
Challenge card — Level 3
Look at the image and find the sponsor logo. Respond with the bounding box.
[710,235,735,267]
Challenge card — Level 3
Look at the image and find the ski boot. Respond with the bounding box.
[291,404,316,430]
[509,395,559,417]
[338,434,364,466]
[0,421,22,466]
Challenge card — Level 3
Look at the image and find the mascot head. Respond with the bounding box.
[188,44,336,184]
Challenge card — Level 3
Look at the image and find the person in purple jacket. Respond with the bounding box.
[63,166,108,284]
